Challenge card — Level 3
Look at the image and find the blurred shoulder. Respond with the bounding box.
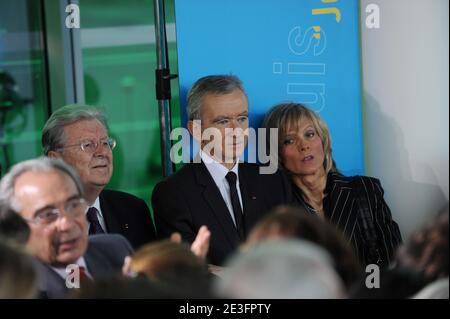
[88,233,132,252]
[88,233,129,244]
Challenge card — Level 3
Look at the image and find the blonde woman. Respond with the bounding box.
[263,103,402,266]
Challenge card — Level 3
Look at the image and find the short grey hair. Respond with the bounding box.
[215,239,345,299]
[42,104,108,155]
[186,75,247,120]
[0,157,84,212]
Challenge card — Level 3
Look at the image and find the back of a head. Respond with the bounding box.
[412,277,449,299]
[72,276,184,299]
[0,202,30,245]
[130,240,212,298]
[216,239,345,299]
[397,206,449,282]
[0,240,37,299]
[246,206,362,289]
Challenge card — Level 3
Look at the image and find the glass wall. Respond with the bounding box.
[78,0,180,207]
[0,0,49,177]
[0,0,180,210]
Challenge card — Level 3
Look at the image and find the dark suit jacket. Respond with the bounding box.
[152,162,292,266]
[99,189,156,249]
[292,172,402,266]
[33,234,134,299]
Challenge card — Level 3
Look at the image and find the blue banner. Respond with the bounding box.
[174,0,364,175]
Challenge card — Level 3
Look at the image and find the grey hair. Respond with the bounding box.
[186,75,247,120]
[0,157,84,212]
[42,104,108,155]
[215,239,345,299]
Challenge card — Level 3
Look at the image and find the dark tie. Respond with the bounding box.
[225,171,245,240]
[86,207,105,234]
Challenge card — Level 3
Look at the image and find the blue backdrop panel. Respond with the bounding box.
[174,0,364,175]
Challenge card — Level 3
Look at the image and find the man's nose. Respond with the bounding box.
[228,119,239,129]
[54,214,76,231]
[93,142,110,156]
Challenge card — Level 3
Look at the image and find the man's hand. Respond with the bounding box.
[190,225,211,259]
[122,256,132,276]
[170,225,211,259]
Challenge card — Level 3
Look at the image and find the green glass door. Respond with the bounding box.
[78,0,181,206]
[0,0,50,177]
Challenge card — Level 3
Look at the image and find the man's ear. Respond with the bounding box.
[188,119,202,144]
[47,150,62,159]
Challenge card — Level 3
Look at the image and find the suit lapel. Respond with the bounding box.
[99,191,121,234]
[326,174,358,238]
[194,162,240,247]
[32,259,67,299]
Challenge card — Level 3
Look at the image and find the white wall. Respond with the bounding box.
[360,0,449,239]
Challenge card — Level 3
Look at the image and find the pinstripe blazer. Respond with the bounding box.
[292,172,402,266]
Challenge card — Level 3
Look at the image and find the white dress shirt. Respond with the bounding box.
[200,150,243,226]
[50,256,92,280]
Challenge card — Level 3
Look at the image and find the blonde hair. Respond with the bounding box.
[262,103,336,174]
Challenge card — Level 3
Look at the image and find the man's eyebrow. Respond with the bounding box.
[238,111,248,116]
[212,116,230,122]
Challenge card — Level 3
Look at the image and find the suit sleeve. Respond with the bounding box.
[117,234,134,255]
[362,177,403,264]
[151,181,196,243]
[277,168,294,204]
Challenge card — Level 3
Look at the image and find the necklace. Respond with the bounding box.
[293,185,326,217]
[299,197,324,217]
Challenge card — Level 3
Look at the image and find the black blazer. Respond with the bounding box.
[33,234,134,299]
[99,190,156,249]
[292,172,402,266]
[152,162,292,266]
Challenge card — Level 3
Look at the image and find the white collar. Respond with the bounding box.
[50,256,90,280]
[200,150,239,177]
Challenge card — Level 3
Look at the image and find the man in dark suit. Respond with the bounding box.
[152,75,292,266]
[0,158,133,298]
[42,104,156,249]
[33,234,133,298]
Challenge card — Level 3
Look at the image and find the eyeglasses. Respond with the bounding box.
[26,197,87,225]
[59,137,117,154]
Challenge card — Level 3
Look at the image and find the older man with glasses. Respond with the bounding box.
[0,157,133,298]
[41,104,156,249]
